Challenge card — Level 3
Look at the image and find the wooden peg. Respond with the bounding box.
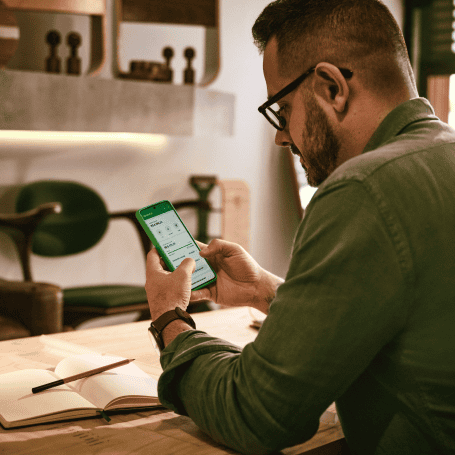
[184,47,195,84]
[66,32,82,75]
[45,30,61,73]
[162,46,174,82]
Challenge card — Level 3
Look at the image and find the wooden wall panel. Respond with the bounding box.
[218,180,250,252]
[427,75,450,124]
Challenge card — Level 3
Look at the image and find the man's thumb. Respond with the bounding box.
[178,257,196,277]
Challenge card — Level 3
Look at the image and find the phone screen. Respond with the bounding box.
[136,200,216,290]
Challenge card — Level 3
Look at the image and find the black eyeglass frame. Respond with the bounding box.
[258,66,353,131]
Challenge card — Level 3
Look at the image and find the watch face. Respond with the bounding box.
[148,323,163,352]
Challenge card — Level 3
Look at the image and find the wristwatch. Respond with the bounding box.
[148,307,196,352]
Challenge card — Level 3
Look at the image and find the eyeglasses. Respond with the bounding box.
[258,66,353,131]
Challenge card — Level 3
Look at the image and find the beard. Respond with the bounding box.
[290,92,340,187]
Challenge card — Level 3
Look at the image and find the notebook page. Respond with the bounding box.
[55,354,158,410]
[0,369,96,427]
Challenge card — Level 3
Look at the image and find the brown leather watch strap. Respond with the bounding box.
[152,307,196,334]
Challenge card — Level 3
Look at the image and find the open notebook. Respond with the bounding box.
[0,354,160,429]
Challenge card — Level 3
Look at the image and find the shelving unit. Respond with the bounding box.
[0,69,234,136]
[4,0,106,75]
[116,0,219,85]
[1,1,231,136]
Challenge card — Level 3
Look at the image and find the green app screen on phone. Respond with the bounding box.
[137,201,216,290]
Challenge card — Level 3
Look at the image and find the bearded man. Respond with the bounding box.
[145,1,455,454]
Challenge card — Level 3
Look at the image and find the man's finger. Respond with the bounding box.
[195,240,208,252]
[199,239,237,258]
[147,247,164,271]
[190,288,211,302]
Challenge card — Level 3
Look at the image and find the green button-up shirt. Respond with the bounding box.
[158,98,455,455]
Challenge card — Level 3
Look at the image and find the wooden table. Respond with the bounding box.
[0,307,347,455]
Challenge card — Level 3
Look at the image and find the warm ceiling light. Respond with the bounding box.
[0,131,169,152]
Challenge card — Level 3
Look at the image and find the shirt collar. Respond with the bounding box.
[362,98,438,154]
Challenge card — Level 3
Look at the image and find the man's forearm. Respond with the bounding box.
[158,269,283,348]
[162,319,193,349]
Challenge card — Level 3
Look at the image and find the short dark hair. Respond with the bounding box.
[252,0,412,87]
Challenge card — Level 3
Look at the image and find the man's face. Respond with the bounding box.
[263,37,340,187]
[295,90,340,186]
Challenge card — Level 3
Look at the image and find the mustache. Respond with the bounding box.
[289,145,301,156]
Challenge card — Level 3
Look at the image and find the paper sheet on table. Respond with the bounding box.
[0,336,104,374]
[38,335,104,359]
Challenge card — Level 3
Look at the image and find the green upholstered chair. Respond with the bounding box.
[0,179,213,329]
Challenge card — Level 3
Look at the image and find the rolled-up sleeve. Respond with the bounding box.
[158,181,410,455]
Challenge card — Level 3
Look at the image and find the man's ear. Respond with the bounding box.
[312,63,349,113]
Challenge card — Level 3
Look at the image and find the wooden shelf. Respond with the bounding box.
[3,0,105,16]
[4,0,106,75]
[116,0,220,85]
[0,69,234,136]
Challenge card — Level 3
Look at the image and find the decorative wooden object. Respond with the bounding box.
[45,30,61,73]
[116,0,219,86]
[0,1,19,68]
[124,47,174,82]
[3,0,106,75]
[184,47,195,84]
[218,180,250,252]
[162,46,173,81]
[66,31,82,75]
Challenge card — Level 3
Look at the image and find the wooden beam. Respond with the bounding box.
[121,0,217,27]
[3,0,105,16]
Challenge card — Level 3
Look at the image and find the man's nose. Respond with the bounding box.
[275,128,291,147]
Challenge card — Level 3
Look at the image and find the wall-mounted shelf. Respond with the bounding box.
[0,69,234,136]
[1,1,230,136]
[3,0,106,75]
[116,0,219,86]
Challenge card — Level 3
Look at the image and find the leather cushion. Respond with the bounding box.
[0,315,31,341]
[64,285,147,308]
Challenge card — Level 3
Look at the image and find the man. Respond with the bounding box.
[145,1,455,454]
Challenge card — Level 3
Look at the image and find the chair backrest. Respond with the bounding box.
[15,180,109,257]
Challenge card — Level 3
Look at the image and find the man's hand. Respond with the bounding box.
[145,247,195,321]
[191,239,284,314]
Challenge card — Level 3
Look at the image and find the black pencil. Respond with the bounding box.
[32,358,135,394]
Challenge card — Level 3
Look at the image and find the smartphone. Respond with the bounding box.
[136,200,217,290]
